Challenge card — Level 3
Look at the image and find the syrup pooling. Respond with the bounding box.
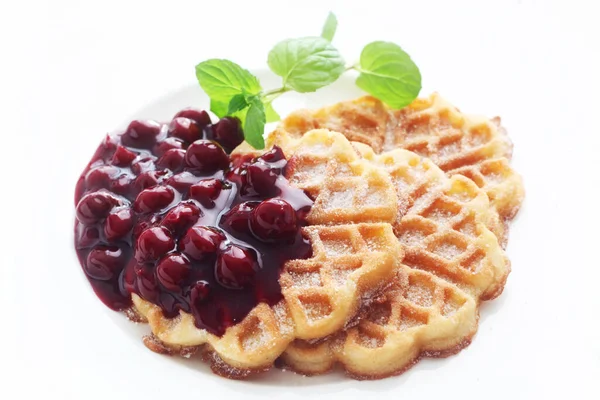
[74,111,313,336]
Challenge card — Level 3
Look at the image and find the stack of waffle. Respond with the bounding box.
[133,94,524,379]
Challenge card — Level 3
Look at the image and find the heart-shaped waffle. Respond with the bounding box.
[276,133,509,379]
[281,94,525,246]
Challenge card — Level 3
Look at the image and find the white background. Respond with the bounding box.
[1,0,599,398]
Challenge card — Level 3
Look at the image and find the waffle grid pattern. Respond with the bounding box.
[281,94,525,245]
[281,144,509,379]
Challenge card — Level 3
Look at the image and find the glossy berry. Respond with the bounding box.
[157,149,186,172]
[76,192,120,225]
[121,120,162,149]
[74,115,317,337]
[215,245,258,289]
[85,245,125,280]
[131,156,157,175]
[156,253,191,292]
[179,226,225,260]
[104,208,134,241]
[225,167,247,188]
[154,137,184,157]
[245,162,279,196]
[111,145,137,166]
[132,218,151,242]
[75,224,100,249]
[120,259,138,294]
[133,170,169,193]
[110,174,133,195]
[133,186,175,214]
[206,117,244,152]
[250,199,297,241]
[189,178,224,208]
[166,171,202,193]
[257,146,285,164]
[184,140,229,173]
[190,280,211,305]
[85,165,120,191]
[174,108,212,129]
[220,202,257,234]
[168,117,202,144]
[161,202,201,235]
[135,226,175,264]
[135,265,160,302]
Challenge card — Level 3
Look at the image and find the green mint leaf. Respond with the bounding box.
[321,12,337,42]
[267,37,345,93]
[355,41,421,109]
[264,102,280,123]
[227,94,248,115]
[210,99,229,118]
[195,59,262,104]
[243,98,266,149]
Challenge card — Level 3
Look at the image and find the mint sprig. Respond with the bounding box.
[354,41,421,109]
[267,37,345,93]
[195,12,422,150]
[321,12,338,42]
[195,59,261,113]
[244,98,266,149]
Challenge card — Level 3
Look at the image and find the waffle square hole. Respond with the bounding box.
[286,271,322,288]
[361,184,387,209]
[468,124,493,146]
[356,326,385,348]
[238,317,268,352]
[323,187,356,210]
[441,288,468,317]
[319,231,356,257]
[403,114,432,136]
[421,198,462,225]
[480,160,508,184]
[366,301,392,325]
[428,233,469,261]
[437,109,458,128]
[454,216,479,238]
[287,158,328,188]
[360,225,390,251]
[398,305,428,331]
[406,274,436,307]
[446,178,478,203]
[410,183,438,213]
[460,249,486,273]
[380,156,401,172]
[329,259,362,286]
[397,219,437,247]
[298,293,333,321]
[392,173,412,193]
[438,135,463,158]
[404,142,431,158]
[452,168,485,188]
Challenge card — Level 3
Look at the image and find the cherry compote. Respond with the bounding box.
[74,109,313,336]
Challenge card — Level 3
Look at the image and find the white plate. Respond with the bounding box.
[17,69,596,398]
[95,69,525,387]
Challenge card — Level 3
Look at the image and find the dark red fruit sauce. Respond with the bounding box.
[74,111,313,336]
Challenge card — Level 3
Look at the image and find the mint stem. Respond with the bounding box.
[263,86,290,99]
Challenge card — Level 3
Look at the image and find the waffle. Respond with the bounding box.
[281,94,525,246]
[280,143,510,379]
[132,130,403,378]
